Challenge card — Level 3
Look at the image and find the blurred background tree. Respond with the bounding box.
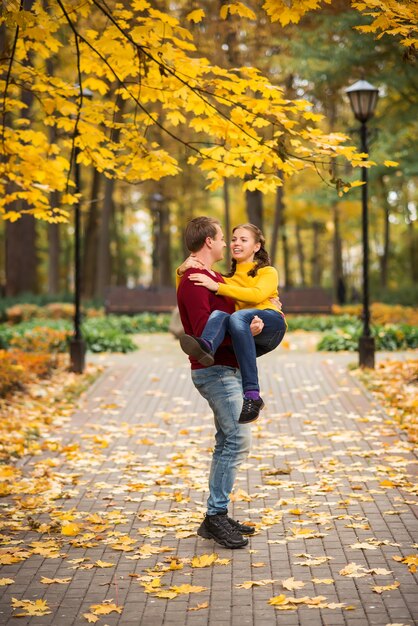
[0,0,416,305]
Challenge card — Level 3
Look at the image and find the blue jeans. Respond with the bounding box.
[191,366,251,515]
[201,308,286,393]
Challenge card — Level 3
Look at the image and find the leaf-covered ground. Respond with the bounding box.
[0,337,417,625]
[354,359,418,444]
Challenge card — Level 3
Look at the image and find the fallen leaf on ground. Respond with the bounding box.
[373,582,401,594]
[11,598,51,616]
[90,601,123,616]
[191,553,218,568]
[281,577,305,591]
[311,578,334,584]
[236,579,277,589]
[40,577,71,584]
[188,602,209,611]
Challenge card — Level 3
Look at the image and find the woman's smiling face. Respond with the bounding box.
[230,227,261,264]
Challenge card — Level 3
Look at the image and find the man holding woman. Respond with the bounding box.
[177,216,285,550]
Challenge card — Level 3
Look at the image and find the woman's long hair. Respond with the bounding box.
[223,223,271,278]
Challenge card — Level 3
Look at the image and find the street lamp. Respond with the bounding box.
[69,86,93,374]
[345,79,379,368]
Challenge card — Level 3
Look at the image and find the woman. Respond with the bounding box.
[178,223,286,424]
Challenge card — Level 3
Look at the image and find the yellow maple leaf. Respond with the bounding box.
[0,578,14,585]
[40,577,71,584]
[90,601,123,616]
[188,601,209,611]
[191,553,218,568]
[236,579,277,589]
[61,522,81,536]
[83,613,100,623]
[12,598,51,616]
[281,577,305,591]
[95,560,114,568]
[169,584,207,594]
[268,594,289,606]
[186,9,205,23]
[289,508,303,515]
[311,578,334,584]
[373,581,400,593]
[384,160,399,167]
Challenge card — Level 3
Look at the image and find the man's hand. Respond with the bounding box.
[188,272,219,292]
[250,315,264,336]
[269,296,282,311]
[177,255,205,276]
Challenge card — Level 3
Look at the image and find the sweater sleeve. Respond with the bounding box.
[177,270,214,337]
[175,267,182,290]
[216,267,278,304]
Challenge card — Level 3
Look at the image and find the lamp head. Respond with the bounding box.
[345,80,379,123]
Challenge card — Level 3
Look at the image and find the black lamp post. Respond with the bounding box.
[345,79,379,368]
[70,87,93,373]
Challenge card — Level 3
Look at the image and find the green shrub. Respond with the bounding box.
[286,314,356,332]
[81,326,136,353]
[317,323,418,352]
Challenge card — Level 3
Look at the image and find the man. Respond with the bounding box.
[177,217,262,549]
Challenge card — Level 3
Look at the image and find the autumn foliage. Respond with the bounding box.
[2,0,415,221]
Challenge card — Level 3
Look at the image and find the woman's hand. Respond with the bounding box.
[250,315,264,336]
[188,273,219,292]
[177,255,205,276]
[269,296,282,310]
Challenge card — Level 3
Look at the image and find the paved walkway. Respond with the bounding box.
[1,334,417,626]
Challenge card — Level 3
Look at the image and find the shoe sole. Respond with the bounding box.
[238,401,265,424]
[197,526,248,549]
[180,335,214,366]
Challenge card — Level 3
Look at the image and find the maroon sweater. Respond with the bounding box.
[177,268,238,370]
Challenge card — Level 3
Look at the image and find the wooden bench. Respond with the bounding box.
[104,286,332,315]
[280,287,333,314]
[104,286,177,314]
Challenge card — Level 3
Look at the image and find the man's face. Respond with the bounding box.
[210,225,227,262]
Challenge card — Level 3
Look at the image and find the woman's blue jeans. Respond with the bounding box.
[201,308,286,393]
[191,365,251,515]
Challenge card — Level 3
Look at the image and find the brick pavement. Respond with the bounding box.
[0,334,417,626]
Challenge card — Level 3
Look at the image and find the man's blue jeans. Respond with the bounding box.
[191,366,251,515]
[201,308,286,393]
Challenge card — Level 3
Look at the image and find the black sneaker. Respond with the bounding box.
[179,334,214,367]
[197,514,248,548]
[227,516,256,535]
[238,397,265,424]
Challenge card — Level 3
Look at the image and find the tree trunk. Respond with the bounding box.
[5,217,37,296]
[270,174,284,267]
[332,202,345,302]
[48,200,60,295]
[245,186,263,230]
[281,225,291,287]
[379,176,390,289]
[5,54,38,296]
[113,204,127,286]
[223,179,231,267]
[95,94,125,299]
[82,168,101,298]
[159,202,172,287]
[95,176,114,298]
[311,221,322,286]
[295,221,306,285]
[405,193,418,283]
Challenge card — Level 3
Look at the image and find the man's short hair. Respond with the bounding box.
[185,217,220,252]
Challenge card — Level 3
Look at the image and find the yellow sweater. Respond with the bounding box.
[217,263,281,313]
